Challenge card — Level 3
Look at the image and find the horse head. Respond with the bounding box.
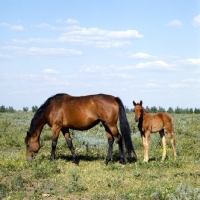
[133,100,143,122]
[25,131,40,161]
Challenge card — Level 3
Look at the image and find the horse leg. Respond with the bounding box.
[167,131,177,158]
[50,125,61,160]
[105,132,114,165]
[142,131,150,162]
[117,134,126,164]
[159,129,167,161]
[61,128,77,164]
[104,124,125,165]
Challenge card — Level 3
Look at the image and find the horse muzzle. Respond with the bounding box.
[26,156,34,162]
[135,117,139,122]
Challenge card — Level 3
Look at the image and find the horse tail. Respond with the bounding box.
[115,97,137,160]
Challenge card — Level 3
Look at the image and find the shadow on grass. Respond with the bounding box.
[58,154,105,165]
[57,152,137,165]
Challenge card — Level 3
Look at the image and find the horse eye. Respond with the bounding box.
[26,144,30,148]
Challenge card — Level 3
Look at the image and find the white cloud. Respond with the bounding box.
[135,60,172,70]
[43,69,59,74]
[128,52,157,59]
[79,66,102,73]
[0,46,25,51]
[180,58,200,66]
[10,25,143,48]
[166,20,182,28]
[10,25,24,30]
[146,82,161,88]
[25,47,82,57]
[1,23,24,30]
[65,18,79,24]
[192,14,200,27]
[12,38,54,44]
[35,23,57,30]
[0,54,12,60]
[55,18,63,23]
[169,84,189,88]
[58,26,143,48]
[0,46,82,58]
[182,78,200,83]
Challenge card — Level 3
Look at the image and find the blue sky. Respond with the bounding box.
[0,0,200,110]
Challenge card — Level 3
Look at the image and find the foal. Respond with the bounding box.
[133,100,177,162]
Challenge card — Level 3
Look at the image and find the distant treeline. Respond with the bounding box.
[0,105,38,113]
[125,106,200,114]
[0,105,200,114]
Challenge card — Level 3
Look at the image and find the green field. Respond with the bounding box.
[0,111,199,199]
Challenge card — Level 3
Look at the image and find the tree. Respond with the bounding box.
[158,106,166,112]
[7,106,15,113]
[32,105,38,112]
[145,106,151,112]
[189,108,193,114]
[0,105,6,112]
[194,108,200,114]
[150,106,157,113]
[167,107,174,114]
[175,107,182,114]
[23,107,29,112]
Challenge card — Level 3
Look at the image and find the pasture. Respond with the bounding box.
[0,111,199,199]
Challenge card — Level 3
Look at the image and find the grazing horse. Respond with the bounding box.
[133,100,177,162]
[25,93,137,165]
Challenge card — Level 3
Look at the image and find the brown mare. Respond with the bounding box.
[133,100,177,162]
[25,93,137,165]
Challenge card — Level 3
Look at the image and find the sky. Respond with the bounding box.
[0,0,200,110]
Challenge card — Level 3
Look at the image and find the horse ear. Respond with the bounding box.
[133,101,136,106]
[140,100,143,106]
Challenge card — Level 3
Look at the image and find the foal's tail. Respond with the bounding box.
[115,97,137,161]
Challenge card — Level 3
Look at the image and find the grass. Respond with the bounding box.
[0,112,199,199]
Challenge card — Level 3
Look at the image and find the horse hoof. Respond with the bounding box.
[72,162,78,166]
[119,163,125,168]
[104,161,109,166]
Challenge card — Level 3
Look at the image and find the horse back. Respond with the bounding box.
[45,94,119,129]
[141,112,173,133]
[152,112,173,132]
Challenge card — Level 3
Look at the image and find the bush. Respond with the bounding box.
[32,105,38,112]
[158,106,166,112]
[23,107,29,112]
[167,107,174,113]
[194,108,200,114]
[7,106,15,113]
[0,105,15,113]
[0,105,6,112]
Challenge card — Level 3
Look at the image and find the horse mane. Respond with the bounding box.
[142,106,149,113]
[28,93,67,136]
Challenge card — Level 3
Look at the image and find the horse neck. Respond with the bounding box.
[35,122,45,139]
[29,113,46,140]
[140,107,149,120]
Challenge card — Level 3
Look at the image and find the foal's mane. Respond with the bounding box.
[28,93,67,136]
[142,106,149,113]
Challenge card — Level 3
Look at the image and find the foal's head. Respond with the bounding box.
[133,100,143,122]
[25,131,40,161]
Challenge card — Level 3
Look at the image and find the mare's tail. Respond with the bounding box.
[115,97,137,161]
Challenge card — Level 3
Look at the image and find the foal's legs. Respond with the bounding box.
[50,125,61,160]
[159,129,167,161]
[61,128,77,164]
[142,131,150,162]
[167,131,177,158]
